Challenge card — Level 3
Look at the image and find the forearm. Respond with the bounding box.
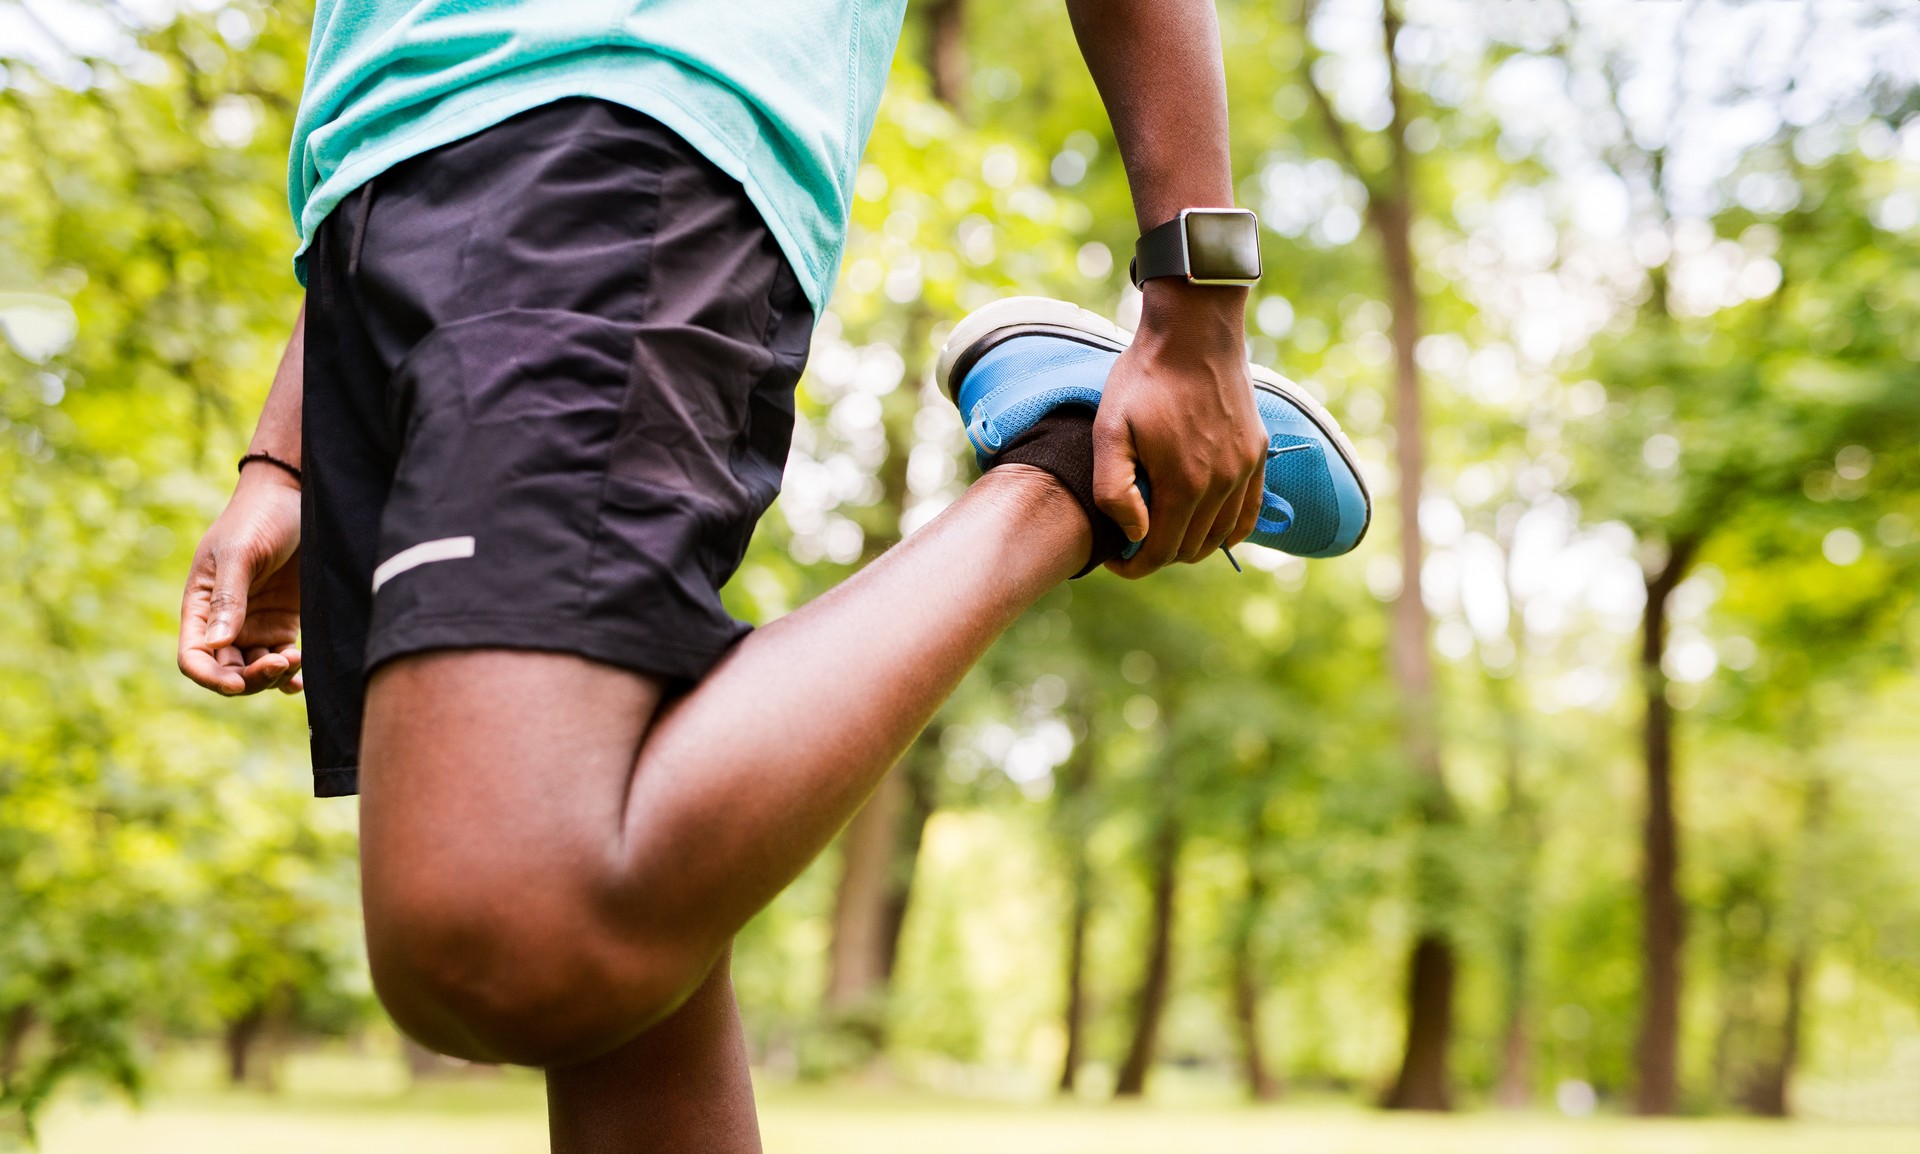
[245,301,306,473]
[1065,0,1237,235]
[1065,0,1246,340]
[1064,0,1263,570]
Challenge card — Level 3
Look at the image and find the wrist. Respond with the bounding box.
[1135,279,1247,358]
[237,457,303,494]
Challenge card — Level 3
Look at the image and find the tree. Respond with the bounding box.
[1,2,365,1133]
[1296,0,1458,1109]
[1228,807,1281,1100]
[1112,799,1179,1098]
[8,0,1920,1126]
[1562,44,1920,1109]
[771,24,1098,1055]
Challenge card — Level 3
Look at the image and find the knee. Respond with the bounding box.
[365,874,709,1067]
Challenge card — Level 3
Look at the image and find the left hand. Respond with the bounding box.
[177,466,304,696]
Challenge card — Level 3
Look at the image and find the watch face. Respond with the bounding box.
[1184,210,1262,283]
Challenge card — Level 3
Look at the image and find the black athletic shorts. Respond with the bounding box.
[300,98,814,798]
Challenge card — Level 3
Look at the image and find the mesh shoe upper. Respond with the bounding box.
[1251,397,1341,556]
[942,301,1371,562]
[955,337,1117,469]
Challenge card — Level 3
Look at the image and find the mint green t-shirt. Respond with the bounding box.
[289,0,908,312]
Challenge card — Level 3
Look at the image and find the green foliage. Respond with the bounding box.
[1,1,361,1137]
[2,0,1918,1137]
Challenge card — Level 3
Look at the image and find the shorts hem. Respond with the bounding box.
[314,766,359,798]
[364,611,746,687]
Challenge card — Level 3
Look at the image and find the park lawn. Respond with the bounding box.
[36,1080,1920,1154]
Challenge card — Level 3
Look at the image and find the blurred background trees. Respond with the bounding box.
[4,0,1919,1140]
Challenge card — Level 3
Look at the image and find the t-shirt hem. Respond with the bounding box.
[290,77,833,312]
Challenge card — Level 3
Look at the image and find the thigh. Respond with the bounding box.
[357,649,663,936]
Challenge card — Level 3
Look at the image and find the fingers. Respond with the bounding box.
[205,546,253,650]
[238,646,302,695]
[1092,414,1150,547]
[1115,468,1194,575]
[1226,469,1264,550]
[1193,484,1244,560]
[179,555,247,695]
[1111,447,1263,574]
[180,480,305,697]
[1196,442,1267,559]
[1102,443,1211,576]
[1179,482,1235,563]
[179,638,247,695]
[179,559,299,696]
[241,653,291,693]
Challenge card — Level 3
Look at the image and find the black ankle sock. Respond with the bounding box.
[990,407,1132,578]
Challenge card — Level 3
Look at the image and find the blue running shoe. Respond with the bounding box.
[937,297,1371,560]
[1243,362,1372,558]
[937,297,1132,470]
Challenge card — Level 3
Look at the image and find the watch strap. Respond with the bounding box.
[1129,215,1190,288]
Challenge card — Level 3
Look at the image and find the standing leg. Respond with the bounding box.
[545,951,760,1154]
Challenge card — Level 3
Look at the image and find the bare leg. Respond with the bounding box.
[358,464,1089,1066]
[546,951,760,1154]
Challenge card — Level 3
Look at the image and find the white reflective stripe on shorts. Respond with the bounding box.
[371,536,475,593]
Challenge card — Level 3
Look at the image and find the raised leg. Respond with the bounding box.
[357,464,1089,1066]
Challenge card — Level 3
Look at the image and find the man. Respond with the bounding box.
[175,0,1367,1148]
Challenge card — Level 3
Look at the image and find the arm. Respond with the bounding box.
[1065,0,1266,574]
[177,302,306,696]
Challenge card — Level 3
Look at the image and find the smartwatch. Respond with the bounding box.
[1129,208,1262,288]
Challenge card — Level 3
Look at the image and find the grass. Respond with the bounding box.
[31,1050,1920,1154]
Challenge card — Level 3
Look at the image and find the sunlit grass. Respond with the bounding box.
[33,1049,1920,1154]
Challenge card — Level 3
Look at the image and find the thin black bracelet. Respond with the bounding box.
[238,451,303,485]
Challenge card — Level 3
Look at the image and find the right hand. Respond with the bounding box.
[177,466,304,696]
[1093,280,1267,577]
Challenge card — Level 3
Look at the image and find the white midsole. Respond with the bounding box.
[934,296,1131,395]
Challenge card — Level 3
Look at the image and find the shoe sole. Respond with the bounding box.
[939,297,1374,551]
[937,297,1131,408]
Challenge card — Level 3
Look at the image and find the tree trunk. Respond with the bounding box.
[1114,817,1180,1098]
[1744,951,1806,1117]
[1492,664,1536,1110]
[826,762,911,1012]
[224,1006,266,1087]
[923,0,969,114]
[1382,936,1456,1110]
[1053,716,1097,1094]
[1368,1,1459,1113]
[0,1005,33,1090]
[1635,547,1695,1115]
[878,742,940,982]
[1493,797,1535,1108]
[1230,844,1280,1101]
[1058,844,1093,1094]
[1748,773,1826,1116]
[1495,1006,1532,1109]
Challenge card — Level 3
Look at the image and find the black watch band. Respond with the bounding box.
[1129,208,1263,289]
